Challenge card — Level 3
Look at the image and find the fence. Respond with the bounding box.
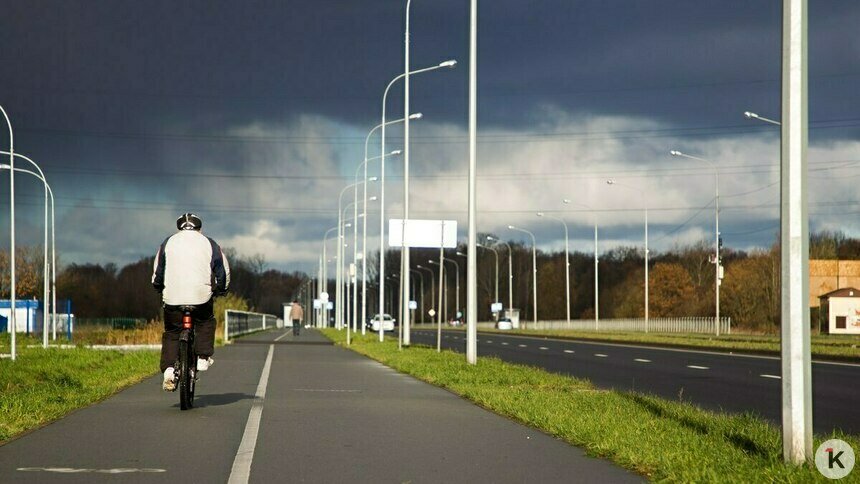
[224,310,282,342]
[478,317,732,334]
[74,317,149,330]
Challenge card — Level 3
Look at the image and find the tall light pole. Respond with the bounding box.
[321,225,339,327]
[430,258,459,321]
[779,0,812,463]
[670,150,721,335]
[379,60,457,343]
[476,242,499,313]
[1,105,16,360]
[0,161,54,347]
[338,180,375,330]
[455,251,468,321]
[563,199,598,329]
[410,269,424,324]
[466,0,479,364]
[536,212,570,326]
[416,265,435,322]
[508,225,537,328]
[606,180,649,330]
[486,236,512,313]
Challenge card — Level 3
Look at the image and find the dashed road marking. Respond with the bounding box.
[563,350,575,354]
[18,468,166,474]
[687,365,709,370]
[634,358,652,363]
[486,340,493,344]
[539,347,549,351]
[518,344,528,348]
[594,353,608,358]
[760,374,781,380]
[501,342,509,346]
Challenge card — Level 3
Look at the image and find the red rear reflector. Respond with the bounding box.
[182,315,192,328]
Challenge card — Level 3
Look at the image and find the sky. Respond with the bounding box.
[1,0,859,272]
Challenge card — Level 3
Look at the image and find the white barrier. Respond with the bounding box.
[224,310,280,342]
[476,317,732,334]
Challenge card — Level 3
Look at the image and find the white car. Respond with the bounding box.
[368,314,396,332]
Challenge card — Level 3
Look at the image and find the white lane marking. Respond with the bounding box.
[486,340,493,344]
[594,353,608,358]
[518,344,528,348]
[687,365,709,370]
[760,374,781,380]
[563,350,575,354]
[480,332,860,368]
[274,331,291,342]
[539,347,549,351]
[293,388,361,393]
[634,358,652,363]
[18,468,166,474]
[501,342,509,346]
[228,344,275,484]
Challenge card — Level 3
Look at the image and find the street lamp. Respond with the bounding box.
[486,236,513,314]
[670,150,722,335]
[744,111,782,126]
[476,242,499,315]
[337,179,375,330]
[416,264,435,323]
[0,161,55,347]
[1,105,17,360]
[606,180,649,331]
[508,225,537,328]
[320,225,340,328]
[430,258,460,322]
[536,212,570,326]
[410,269,424,324]
[380,60,456,343]
[563,199,599,329]
[455,251,469,321]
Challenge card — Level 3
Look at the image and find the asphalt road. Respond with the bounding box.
[409,329,860,435]
[0,329,640,483]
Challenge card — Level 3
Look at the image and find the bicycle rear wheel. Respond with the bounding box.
[178,340,195,410]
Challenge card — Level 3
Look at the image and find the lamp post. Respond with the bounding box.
[466,0,478,364]
[606,180,649,331]
[321,225,339,328]
[337,179,376,330]
[670,150,721,336]
[0,162,55,347]
[416,265,435,323]
[536,212,570,326]
[379,60,457,343]
[455,251,468,321]
[508,225,537,328]
[486,236,512,313]
[563,199,599,329]
[430,258,459,322]
[1,105,16,360]
[361,116,420,339]
[410,269,424,324]
[476,242,499,314]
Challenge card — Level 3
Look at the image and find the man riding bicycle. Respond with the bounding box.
[152,213,231,391]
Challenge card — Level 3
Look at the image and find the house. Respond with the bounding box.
[818,287,860,334]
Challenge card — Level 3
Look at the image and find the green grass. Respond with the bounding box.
[433,327,860,360]
[323,329,860,483]
[0,334,158,444]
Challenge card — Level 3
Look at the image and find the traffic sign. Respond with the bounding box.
[428,309,436,317]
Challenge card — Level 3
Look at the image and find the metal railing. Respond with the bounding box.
[224,310,281,342]
[477,317,732,334]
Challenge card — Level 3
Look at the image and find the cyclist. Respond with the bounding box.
[152,213,231,391]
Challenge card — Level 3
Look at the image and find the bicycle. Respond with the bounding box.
[176,305,198,410]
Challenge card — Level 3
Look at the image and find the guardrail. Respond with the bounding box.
[224,310,282,342]
[476,317,732,334]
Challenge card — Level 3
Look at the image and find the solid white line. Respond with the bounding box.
[634,358,652,363]
[274,331,291,342]
[228,344,275,484]
[687,365,709,370]
[760,374,781,379]
[563,350,575,354]
[594,353,608,358]
[539,347,549,351]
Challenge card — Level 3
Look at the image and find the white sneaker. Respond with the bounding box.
[197,357,214,372]
[162,367,176,391]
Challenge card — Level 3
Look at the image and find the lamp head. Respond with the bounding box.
[439,59,457,68]
[744,111,757,119]
[456,251,466,256]
[369,196,378,201]
[486,235,497,241]
[408,113,423,120]
[606,179,615,185]
[344,223,352,228]
[390,150,402,156]
[669,150,682,157]
[563,199,571,204]
[536,212,544,217]
[368,176,379,182]
[507,225,516,230]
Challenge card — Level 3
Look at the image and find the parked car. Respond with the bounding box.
[495,317,513,330]
[368,314,396,332]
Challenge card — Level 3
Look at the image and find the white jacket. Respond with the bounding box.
[151,230,231,306]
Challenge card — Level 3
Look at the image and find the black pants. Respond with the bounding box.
[292,319,301,335]
[160,299,216,373]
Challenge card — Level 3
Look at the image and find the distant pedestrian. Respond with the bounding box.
[291,300,304,336]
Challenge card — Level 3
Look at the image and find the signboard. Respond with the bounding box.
[349,263,356,277]
[491,302,503,313]
[428,309,436,317]
[327,302,334,310]
[456,311,463,318]
[320,291,329,302]
[408,300,418,310]
[388,219,457,248]
[313,299,322,309]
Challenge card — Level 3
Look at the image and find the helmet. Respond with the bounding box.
[176,213,202,231]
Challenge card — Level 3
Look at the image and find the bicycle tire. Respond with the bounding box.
[179,340,194,410]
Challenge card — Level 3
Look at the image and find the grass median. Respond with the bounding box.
[0,334,158,444]
[323,329,859,483]
[426,326,860,361]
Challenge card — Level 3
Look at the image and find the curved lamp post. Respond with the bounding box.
[563,199,599,330]
[536,212,570,326]
[508,225,537,328]
[606,180,649,331]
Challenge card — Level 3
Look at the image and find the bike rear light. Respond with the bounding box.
[182,314,192,328]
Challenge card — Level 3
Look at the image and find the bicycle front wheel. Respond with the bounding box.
[178,340,194,410]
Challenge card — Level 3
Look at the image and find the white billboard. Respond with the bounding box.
[388,219,457,248]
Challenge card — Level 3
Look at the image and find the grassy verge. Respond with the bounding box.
[423,326,860,361]
[323,329,859,483]
[0,334,158,444]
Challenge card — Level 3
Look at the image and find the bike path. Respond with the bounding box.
[0,329,640,483]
